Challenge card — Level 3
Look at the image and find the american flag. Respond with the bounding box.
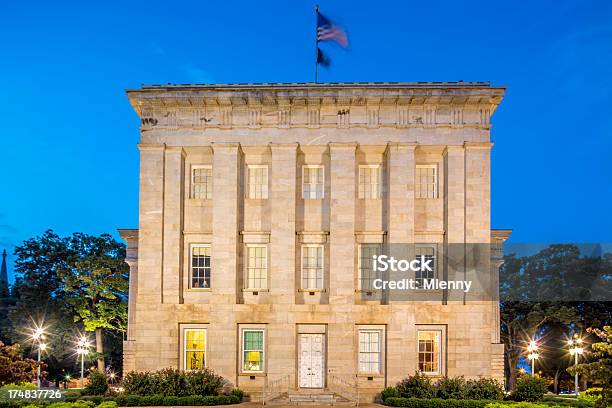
[317,12,348,48]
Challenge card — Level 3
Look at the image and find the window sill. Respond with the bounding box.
[357,373,384,378]
[239,372,266,377]
[187,198,212,202]
[242,288,269,293]
[302,197,324,201]
[186,288,211,292]
[298,289,326,293]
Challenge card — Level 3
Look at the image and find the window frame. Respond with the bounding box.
[416,326,446,376]
[301,244,325,290]
[189,244,211,289]
[180,324,208,371]
[358,243,382,291]
[245,244,268,290]
[240,328,266,374]
[302,165,325,199]
[415,244,437,284]
[357,328,384,374]
[415,164,438,199]
[191,165,213,200]
[358,165,382,199]
[246,165,269,199]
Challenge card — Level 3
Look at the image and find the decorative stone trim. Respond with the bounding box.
[297,231,329,244]
[240,231,271,244]
[127,83,504,131]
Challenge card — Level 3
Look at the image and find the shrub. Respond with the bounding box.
[381,386,401,402]
[137,395,164,406]
[71,401,96,408]
[485,403,550,408]
[579,388,602,403]
[384,397,489,407]
[229,389,244,401]
[157,369,184,397]
[396,372,436,399]
[437,377,468,400]
[184,369,225,396]
[122,372,152,396]
[79,397,102,405]
[512,376,548,402]
[122,368,226,397]
[96,402,117,408]
[0,383,37,391]
[465,378,504,401]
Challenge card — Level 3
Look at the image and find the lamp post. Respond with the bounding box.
[76,336,91,389]
[568,335,584,395]
[526,340,540,377]
[31,327,47,388]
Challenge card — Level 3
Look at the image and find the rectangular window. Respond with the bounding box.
[418,330,442,374]
[359,165,381,199]
[242,329,265,372]
[191,166,212,199]
[247,165,268,199]
[190,245,211,289]
[415,245,436,284]
[416,165,437,199]
[359,244,381,291]
[246,245,267,289]
[302,245,324,289]
[302,165,324,199]
[182,327,206,370]
[358,330,381,373]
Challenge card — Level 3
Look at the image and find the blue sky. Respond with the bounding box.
[1,1,611,281]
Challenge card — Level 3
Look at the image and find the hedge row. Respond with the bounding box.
[384,397,490,408]
[384,398,592,408]
[71,395,240,406]
[0,395,240,408]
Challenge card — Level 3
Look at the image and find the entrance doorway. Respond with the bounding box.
[298,333,325,388]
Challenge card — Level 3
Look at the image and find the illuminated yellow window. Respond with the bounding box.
[242,329,264,372]
[418,330,441,374]
[184,328,206,370]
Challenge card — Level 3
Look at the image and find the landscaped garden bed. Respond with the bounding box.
[380,373,594,408]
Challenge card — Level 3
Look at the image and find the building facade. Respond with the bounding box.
[121,82,509,401]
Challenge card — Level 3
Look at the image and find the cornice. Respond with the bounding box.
[128,83,504,131]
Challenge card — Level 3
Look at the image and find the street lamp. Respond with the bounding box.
[568,335,584,395]
[76,336,91,389]
[30,326,47,388]
[526,340,540,377]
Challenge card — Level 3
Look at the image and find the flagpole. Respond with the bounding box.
[314,4,319,83]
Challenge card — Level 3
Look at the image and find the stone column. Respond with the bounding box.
[385,142,416,382]
[162,147,185,304]
[443,146,466,304]
[465,142,497,379]
[209,143,241,383]
[118,228,139,373]
[135,143,165,370]
[327,142,356,378]
[268,143,298,383]
[137,144,165,304]
[269,143,298,304]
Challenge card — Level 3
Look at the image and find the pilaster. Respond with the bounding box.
[162,147,185,304]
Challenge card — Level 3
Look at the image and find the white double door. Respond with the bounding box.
[299,333,325,388]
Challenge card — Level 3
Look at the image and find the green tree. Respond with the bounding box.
[8,231,79,383]
[58,233,128,371]
[568,326,612,408]
[9,230,128,374]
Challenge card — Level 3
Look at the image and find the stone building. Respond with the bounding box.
[120,82,510,402]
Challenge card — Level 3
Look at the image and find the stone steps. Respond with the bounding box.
[267,391,355,406]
